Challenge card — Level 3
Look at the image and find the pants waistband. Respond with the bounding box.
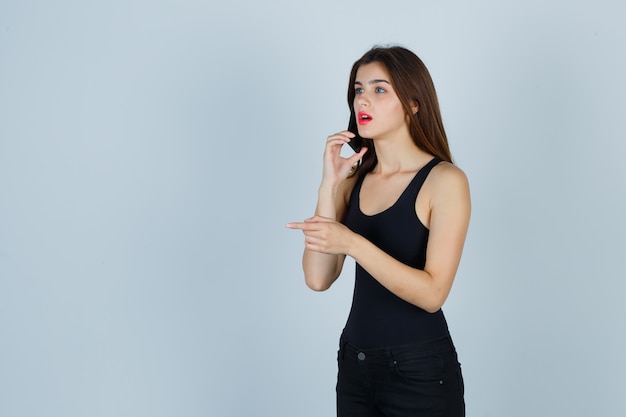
[339,334,456,363]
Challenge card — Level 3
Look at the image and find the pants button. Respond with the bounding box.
[357,352,366,360]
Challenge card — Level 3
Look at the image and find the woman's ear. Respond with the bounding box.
[411,100,419,114]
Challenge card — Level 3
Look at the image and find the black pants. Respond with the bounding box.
[336,334,465,417]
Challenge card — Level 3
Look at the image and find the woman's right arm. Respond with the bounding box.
[299,132,367,291]
[301,178,355,291]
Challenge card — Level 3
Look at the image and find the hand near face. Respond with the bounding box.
[322,131,367,186]
[286,216,354,256]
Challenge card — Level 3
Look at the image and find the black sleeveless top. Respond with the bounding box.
[342,157,449,348]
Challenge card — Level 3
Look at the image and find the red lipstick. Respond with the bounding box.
[357,111,373,125]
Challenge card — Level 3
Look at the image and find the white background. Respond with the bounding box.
[1,1,625,416]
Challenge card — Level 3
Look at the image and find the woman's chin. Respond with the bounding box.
[357,126,374,139]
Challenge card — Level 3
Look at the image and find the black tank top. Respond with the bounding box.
[342,157,449,348]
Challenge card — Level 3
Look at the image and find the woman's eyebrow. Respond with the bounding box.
[354,79,391,85]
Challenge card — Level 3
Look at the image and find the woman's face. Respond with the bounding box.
[353,62,411,141]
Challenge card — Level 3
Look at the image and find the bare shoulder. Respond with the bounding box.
[430,161,469,187]
[427,161,470,207]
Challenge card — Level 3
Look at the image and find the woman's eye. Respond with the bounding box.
[375,87,386,93]
[355,87,364,94]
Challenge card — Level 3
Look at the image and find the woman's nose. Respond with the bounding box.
[356,94,370,107]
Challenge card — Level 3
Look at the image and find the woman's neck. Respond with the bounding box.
[372,134,432,175]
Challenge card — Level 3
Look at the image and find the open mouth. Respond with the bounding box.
[358,111,373,125]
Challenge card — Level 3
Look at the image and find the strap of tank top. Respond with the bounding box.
[348,172,366,208]
[406,157,442,197]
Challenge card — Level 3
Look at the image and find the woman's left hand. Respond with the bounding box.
[286,216,355,255]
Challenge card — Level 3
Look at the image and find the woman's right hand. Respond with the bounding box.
[321,131,368,186]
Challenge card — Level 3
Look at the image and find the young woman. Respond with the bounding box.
[287,46,470,417]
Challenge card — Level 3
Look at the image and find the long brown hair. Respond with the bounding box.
[348,46,452,176]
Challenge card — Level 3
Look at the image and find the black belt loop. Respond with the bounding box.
[446,334,455,351]
[340,336,347,361]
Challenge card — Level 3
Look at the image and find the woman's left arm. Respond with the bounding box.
[348,164,470,312]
